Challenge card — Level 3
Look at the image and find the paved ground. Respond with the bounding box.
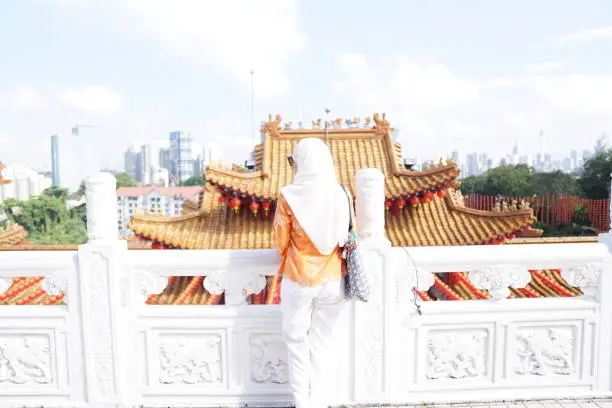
[332,398,612,408]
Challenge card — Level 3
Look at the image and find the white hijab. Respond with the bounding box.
[280,138,350,255]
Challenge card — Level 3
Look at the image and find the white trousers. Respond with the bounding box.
[280,278,346,408]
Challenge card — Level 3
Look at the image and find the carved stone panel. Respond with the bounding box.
[514,326,575,376]
[0,334,52,385]
[426,329,488,380]
[158,334,223,385]
[250,334,288,384]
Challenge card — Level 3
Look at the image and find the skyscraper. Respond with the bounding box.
[50,134,60,186]
[169,131,194,183]
[124,147,139,180]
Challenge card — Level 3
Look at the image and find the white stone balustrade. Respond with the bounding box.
[0,170,610,408]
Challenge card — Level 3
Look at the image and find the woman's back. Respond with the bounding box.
[274,193,345,286]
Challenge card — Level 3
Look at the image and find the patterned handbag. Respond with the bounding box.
[341,186,370,302]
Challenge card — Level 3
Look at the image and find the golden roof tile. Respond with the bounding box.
[0,224,28,246]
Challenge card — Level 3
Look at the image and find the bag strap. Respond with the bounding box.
[340,185,353,232]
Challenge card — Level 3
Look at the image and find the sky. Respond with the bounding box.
[1,0,612,189]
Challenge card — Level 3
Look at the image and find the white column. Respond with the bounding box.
[355,168,388,247]
[597,232,612,393]
[347,169,391,404]
[78,172,132,407]
[85,172,118,242]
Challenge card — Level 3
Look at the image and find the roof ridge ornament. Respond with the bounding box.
[373,112,392,135]
[261,114,282,137]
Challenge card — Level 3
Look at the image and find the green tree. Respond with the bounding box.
[43,186,70,201]
[482,164,533,197]
[530,171,581,196]
[2,187,88,245]
[578,149,612,199]
[460,165,534,197]
[112,172,137,188]
[459,175,486,195]
[180,175,205,186]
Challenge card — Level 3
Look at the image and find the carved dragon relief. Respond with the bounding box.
[250,335,288,384]
[515,327,574,376]
[0,335,52,384]
[426,330,488,380]
[158,335,222,384]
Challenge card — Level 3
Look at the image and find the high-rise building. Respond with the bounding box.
[159,148,171,171]
[50,134,60,187]
[124,147,139,180]
[193,143,224,178]
[169,131,194,183]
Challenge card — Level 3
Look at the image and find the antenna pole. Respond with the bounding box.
[250,69,255,144]
[324,108,331,144]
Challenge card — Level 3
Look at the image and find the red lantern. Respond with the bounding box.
[410,196,420,206]
[262,201,271,216]
[385,200,392,211]
[506,233,515,240]
[425,191,435,201]
[495,236,505,244]
[397,198,406,209]
[436,189,446,198]
[230,197,242,213]
[249,201,260,216]
[218,195,227,203]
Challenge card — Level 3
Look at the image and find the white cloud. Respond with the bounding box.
[0,84,46,110]
[533,74,612,116]
[335,53,480,109]
[332,52,612,161]
[526,61,565,74]
[59,85,125,114]
[556,26,612,44]
[58,0,308,100]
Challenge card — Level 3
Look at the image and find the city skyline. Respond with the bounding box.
[2,1,612,186]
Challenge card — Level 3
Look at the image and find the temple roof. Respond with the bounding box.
[129,113,539,249]
[0,224,28,246]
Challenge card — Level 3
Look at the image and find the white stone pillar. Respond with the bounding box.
[78,172,132,407]
[85,172,118,242]
[597,232,612,393]
[355,168,388,247]
[343,168,391,404]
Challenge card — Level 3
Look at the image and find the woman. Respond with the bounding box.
[273,138,352,408]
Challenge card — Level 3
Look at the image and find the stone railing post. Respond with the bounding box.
[355,168,388,247]
[85,172,119,242]
[597,231,612,393]
[340,168,391,404]
[78,172,132,407]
